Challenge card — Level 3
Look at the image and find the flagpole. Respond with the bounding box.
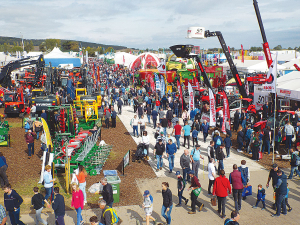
[272,53,277,164]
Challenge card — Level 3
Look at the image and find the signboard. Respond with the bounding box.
[200,113,210,123]
[187,27,205,39]
[123,150,130,175]
[254,85,269,110]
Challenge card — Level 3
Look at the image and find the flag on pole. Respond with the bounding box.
[193,77,200,90]
[263,54,277,93]
[154,73,161,91]
[209,88,216,127]
[177,80,184,110]
[222,91,230,133]
[241,44,244,63]
[160,76,165,98]
[188,82,194,114]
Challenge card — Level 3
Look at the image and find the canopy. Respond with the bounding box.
[44,47,81,67]
[114,52,137,67]
[0,53,17,66]
[226,77,244,86]
[276,71,300,100]
[44,47,73,59]
[129,52,160,70]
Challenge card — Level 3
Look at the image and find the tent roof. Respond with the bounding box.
[0,53,17,65]
[276,71,300,100]
[114,52,137,67]
[280,59,300,70]
[44,47,74,59]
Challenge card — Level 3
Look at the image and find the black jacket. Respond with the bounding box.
[52,194,65,217]
[4,189,23,211]
[161,118,168,128]
[166,110,173,120]
[216,147,225,160]
[154,143,165,155]
[102,183,114,204]
[31,193,45,210]
[162,188,172,207]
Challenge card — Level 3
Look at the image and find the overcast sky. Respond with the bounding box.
[1,0,299,50]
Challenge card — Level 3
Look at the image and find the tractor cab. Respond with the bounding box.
[229,98,256,123]
[4,91,25,116]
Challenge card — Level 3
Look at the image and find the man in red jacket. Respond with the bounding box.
[213,170,231,218]
[24,130,36,159]
[229,164,246,212]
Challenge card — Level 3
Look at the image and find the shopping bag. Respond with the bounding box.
[242,185,252,197]
[259,152,263,159]
[192,187,202,197]
[211,197,217,206]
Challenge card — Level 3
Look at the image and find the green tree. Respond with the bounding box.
[24,40,34,52]
[105,47,115,53]
[39,42,46,52]
[3,43,11,52]
[288,47,293,50]
[62,40,79,51]
[12,46,23,52]
[273,45,282,50]
[45,39,61,50]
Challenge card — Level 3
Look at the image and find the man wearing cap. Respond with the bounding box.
[154,139,165,172]
[180,149,191,182]
[166,139,177,173]
[187,170,204,214]
[175,171,188,207]
[266,163,280,209]
[142,190,155,224]
[190,144,204,179]
[156,132,166,145]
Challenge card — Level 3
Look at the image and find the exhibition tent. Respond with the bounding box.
[276,71,300,100]
[44,47,81,67]
[114,52,137,67]
[129,52,160,70]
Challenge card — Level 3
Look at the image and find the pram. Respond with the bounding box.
[132,143,147,162]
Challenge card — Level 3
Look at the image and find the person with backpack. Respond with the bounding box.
[224,134,232,157]
[229,164,246,212]
[142,190,156,225]
[238,160,250,200]
[213,132,223,151]
[288,148,300,179]
[224,210,240,225]
[98,200,120,225]
[175,171,188,207]
[190,144,204,179]
[216,144,226,175]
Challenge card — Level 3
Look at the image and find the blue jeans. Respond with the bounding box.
[242,119,246,129]
[36,207,47,225]
[203,132,208,142]
[75,207,83,225]
[262,140,270,154]
[36,131,40,139]
[178,189,187,205]
[79,182,86,202]
[175,108,178,117]
[218,160,224,174]
[219,117,223,128]
[156,155,163,169]
[276,193,287,216]
[288,166,300,179]
[45,187,54,201]
[168,155,175,172]
[153,119,157,129]
[163,127,167,137]
[128,99,131,106]
[182,167,190,182]
[55,215,65,225]
[28,142,34,156]
[8,207,25,225]
[161,204,173,225]
[175,135,180,149]
[133,126,138,136]
[156,106,160,111]
[286,135,292,150]
[147,115,151,124]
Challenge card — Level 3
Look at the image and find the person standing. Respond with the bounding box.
[137,104,144,119]
[161,182,173,225]
[218,108,223,128]
[213,169,231,219]
[166,107,173,128]
[216,144,226,175]
[272,169,288,217]
[131,115,139,137]
[201,120,209,143]
[117,98,123,115]
[111,108,117,128]
[104,108,111,129]
[154,139,165,171]
[238,160,250,200]
[175,171,188,207]
[31,104,36,117]
[76,165,88,204]
[262,126,271,154]
[187,170,204,214]
[229,164,246,212]
[146,104,152,124]
[288,148,300,179]
[208,158,216,195]
[138,115,146,137]
[100,178,114,208]
[141,131,150,160]
[251,133,260,161]
[190,144,204,179]
[71,183,84,225]
[151,108,158,129]
[266,163,280,209]
[142,190,155,225]
[25,130,36,159]
[224,134,232,157]
[237,127,244,153]
[3,184,25,225]
[284,121,294,151]
[182,121,191,149]
[171,114,179,128]
[0,156,8,188]
[166,139,177,173]
[52,187,65,225]
[180,149,190,182]
[172,121,182,149]
[31,187,49,225]
[161,116,168,137]
[207,141,215,162]
[233,111,240,132]
[0,204,7,225]
[43,165,55,201]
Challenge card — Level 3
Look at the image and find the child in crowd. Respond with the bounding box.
[175,171,188,207]
[285,183,292,212]
[192,127,198,147]
[223,134,232,157]
[252,184,266,210]
[31,187,50,225]
[142,190,156,225]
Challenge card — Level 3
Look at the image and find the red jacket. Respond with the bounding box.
[71,189,84,209]
[25,132,35,143]
[213,175,231,197]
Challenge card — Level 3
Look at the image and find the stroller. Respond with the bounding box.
[133,143,147,163]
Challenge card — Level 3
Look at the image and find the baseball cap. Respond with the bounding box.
[272,163,278,168]
[175,171,180,176]
[158,139,162,142]
[188,170,195,175]
[143,190,150,196]
[195,144,200,148]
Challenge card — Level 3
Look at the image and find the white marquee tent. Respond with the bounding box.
[114,52,137,67]
[276,71,300,100]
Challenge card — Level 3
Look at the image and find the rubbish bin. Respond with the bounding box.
[103,170,121,203]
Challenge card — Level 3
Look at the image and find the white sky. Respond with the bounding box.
[0,0,299,49]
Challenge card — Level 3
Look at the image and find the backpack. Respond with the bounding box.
[224,219,233,225]
[296,155,300,166]
[103,207,119,224]
[216,137,221,146]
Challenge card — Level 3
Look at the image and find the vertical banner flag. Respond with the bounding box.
[160,76,165,98]
[86,51,88,64]
[241,44,244,63]
[263,53,277,93]
[155,73,161,91]
[177,80,184,110]
[148,74,155,92]
[188,82,194,114]
[157,58,166,74]
[193,77,200,90]
[245,75,249,96]
[228,46,230,53]
[209,88,216,127]
[222,91,230,133]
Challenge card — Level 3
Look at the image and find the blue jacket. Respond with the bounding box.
[202,123,209,134]
[111,111,117,119]
[152,110,158,119]
[52,194,65,217]
[257,188,266,201]
[4,190,23,211]
[192,130,198,138]
[224,137,232,148]
[166,143,177,155]
[275,174,288,195]
[213,136,223,149]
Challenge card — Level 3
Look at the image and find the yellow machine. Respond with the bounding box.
[166,54,183,71]
[75,88,87,101]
